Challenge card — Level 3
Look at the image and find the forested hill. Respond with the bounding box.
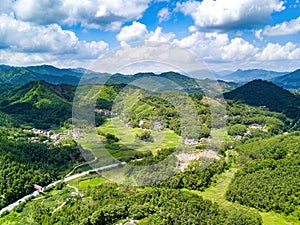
[223,79,300,119]
[0,81,75,129]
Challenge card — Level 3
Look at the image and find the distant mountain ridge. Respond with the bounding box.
[271,69,300,90]
[220,69,287,82]
[0,65,81,85]
[2,64,300,91]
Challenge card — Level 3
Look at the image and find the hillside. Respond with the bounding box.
[0,81,75,129]
[271,69,300,90]
[223,80,300,119]
[222,69,287,82]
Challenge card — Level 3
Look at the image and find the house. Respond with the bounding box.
[34,184,43,192]
[249,124,263,129]
[184,138,198,145]
[235,135,242,140]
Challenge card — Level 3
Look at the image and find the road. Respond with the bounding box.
[0,162,126,215]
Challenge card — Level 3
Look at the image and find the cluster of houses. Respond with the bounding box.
[235,123,264,140]
[25,128,83,146]
[95,108,116,116]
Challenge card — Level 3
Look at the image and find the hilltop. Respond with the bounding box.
[223,79,300,119]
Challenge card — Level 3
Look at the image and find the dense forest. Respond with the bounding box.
[0,128,81,208]
[226,132,300,218]
[38,183,262,225]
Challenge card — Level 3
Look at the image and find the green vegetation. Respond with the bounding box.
[0,186,74,225]
[1,71,300,225]
[0,65,81,85]
[1,182,261,225]
[226,132,300,222]
[224,79,300,119]
[195,168,293,225]
[0,128,81,209]
[226,100,290,136]
[0,81,75,129]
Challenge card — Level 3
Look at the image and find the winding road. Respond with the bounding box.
[0,162,126,215]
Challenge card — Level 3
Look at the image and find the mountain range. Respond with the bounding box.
[1,64,300,90]
[218,69,287,82]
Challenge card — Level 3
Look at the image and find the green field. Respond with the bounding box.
[99,117,181,153]
[76,117,181,168]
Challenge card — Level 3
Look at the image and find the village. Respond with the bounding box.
[24,128,83,146]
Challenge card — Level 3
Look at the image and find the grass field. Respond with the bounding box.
[76,117,181,168]
[67,174,105,190]
[99,117,181,153]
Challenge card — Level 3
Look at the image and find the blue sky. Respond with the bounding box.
[0,0,300,72]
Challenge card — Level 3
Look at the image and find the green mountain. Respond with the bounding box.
[26,65,82,77]
[223,79,300,119]
[0,81,74,129]
[84,71,237,95]
[271,69,300,90]
[0,66,80,85]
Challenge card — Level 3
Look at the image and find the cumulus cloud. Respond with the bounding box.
[89,42,208,75]
[12,0,151,30]
[176,0,285,30]
[173,32,258,61]
[256,16,300,39]
[256,42,300,60]
[222,38,259,60]
[148,27,175,42]
[0,14,108,66]
[116,22,149,43]
[158,8,170,23]
[116,22,175,44]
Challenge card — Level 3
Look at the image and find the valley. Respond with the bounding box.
[0,65,299,224]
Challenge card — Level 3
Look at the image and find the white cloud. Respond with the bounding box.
[89,42,208,75]
[148,27,175,42]
[12,0,151,30]
[0,14,108,66]
[157,8,170,23]
[116,22,175,44]
[222,38,259,61]
[173,32,258,61]
[256,16,300,38]
[177,0,285,30]
[116,22,149,43]
[256,42,300,60]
